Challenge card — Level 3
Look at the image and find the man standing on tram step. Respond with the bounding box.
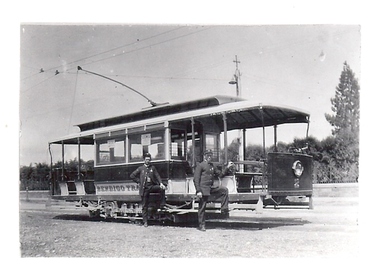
[193,149,235,231]
[130,152,166,227]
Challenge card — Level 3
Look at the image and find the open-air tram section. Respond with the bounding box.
[49,95,313,223]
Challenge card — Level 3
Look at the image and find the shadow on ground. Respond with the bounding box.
[52,213,310,231]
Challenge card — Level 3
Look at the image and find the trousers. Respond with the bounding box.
[198,186,229,227]
[141,185,165,223]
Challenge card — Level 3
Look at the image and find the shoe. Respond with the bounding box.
[143,222,148,227]
[221,209,230,218]
[221,209,229,215]
[197,225,206,231]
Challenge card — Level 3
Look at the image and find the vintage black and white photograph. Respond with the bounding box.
[18,22,360,257]
[11,2,376,271]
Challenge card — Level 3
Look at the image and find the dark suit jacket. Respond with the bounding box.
[193,161,229,196]
[130,164,164,196]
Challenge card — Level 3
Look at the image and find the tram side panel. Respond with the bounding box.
[51,161,194,200]
[51,159,265,212]
[267,152,313,197]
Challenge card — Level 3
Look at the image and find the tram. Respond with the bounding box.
[49,95,313,222]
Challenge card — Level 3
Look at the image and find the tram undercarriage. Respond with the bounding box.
[54,190,268,223]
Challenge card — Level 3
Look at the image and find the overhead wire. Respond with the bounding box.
[21,27,186,92]
[76,26,213,69]
[173,28,355,81]
[74,71,227,82]
[20,65,45,81]
[34,26,187,77]
[22,95,127,121]
[21,71,43,82]
[20,73,59,93]
[21,26,210,92]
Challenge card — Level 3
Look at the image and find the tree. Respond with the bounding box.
[245,144,265,161]
[325,61,360,181]
[325,61,360,137]
[226,138,240,162]
[20,162,51,190]
[20,159,95,190]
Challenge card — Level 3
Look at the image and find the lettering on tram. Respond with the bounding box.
[49,95,313,225]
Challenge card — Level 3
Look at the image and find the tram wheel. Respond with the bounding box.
[89,209,100,218]
[104,201,118,218]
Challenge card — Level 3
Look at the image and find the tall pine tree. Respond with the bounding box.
[325,61,360,181]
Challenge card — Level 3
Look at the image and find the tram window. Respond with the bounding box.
[171,129,186,160]
[129,130,165,161]
[96,137,126,165]
[186,132,202,166]
[205,134,219,161]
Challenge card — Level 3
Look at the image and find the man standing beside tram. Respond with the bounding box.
[130,152,166,227]
[194,149,235,231]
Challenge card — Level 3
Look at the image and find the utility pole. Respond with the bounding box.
[228,56,244,170]
[229,55,241,97]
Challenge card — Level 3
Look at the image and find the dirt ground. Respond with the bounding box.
[18,197,359,258]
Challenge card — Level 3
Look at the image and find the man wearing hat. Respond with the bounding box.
[194,149,234,231]
[130,152,166,227]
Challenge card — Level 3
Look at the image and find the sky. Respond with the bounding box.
[19,24,361,166]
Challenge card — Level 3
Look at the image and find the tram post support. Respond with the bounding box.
[308,195,314,210]
[256,194,265,214]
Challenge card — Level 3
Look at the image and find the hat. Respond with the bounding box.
[143,152,152,158]
[203,149,213,156]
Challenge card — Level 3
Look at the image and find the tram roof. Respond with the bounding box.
[77,95,243,132]
[50,95,310,144]
[77,95,310,131]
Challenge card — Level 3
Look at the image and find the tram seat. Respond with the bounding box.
[57,181,77,196]
[168,179,188,193]
[67,181,77,195]
[220,176,237,193]
[236,174,253,193]
[235,172,262,193]
[84,180,96,194]
[189,176,237,194]
[75,181,86,195]
[58,182,69,196]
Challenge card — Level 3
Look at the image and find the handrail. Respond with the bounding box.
[235,172,263,176]
[233,160,265,166]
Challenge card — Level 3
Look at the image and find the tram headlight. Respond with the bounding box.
[292,160,304,177]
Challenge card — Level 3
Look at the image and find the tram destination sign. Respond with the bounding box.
[95,183,139,195]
